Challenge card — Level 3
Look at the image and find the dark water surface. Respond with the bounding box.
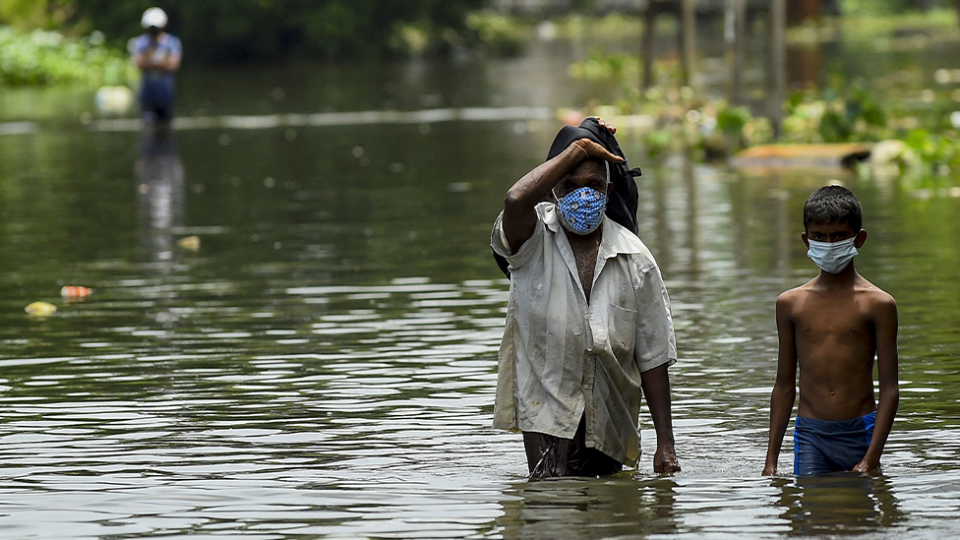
[3,31,960,540]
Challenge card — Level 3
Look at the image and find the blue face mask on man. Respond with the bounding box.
[552,161,610,236]
[807,236,859,274]
[554,187,608,235]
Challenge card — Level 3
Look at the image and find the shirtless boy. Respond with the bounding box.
[763,186,899,476]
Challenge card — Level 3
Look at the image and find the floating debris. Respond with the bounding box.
[60,286,93,298]
[25,302,57,316]
[94,85,133,115]
[177,235,201,251]
[731,143,873,171]
[448,182,473,193]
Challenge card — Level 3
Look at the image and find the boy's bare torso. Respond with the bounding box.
[781,275,895,421]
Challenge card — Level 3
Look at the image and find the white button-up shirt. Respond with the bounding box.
[491,202,677,467]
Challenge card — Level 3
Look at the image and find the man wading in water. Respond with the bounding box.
[129,7,182,123]
[491,118,680,477]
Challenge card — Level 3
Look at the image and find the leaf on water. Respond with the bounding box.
[177,235,201,251]
[25,302,57,316]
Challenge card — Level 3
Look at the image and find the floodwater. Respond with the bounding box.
[2,24,960,540]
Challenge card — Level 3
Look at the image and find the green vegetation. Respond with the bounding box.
[574,64,960,178]
[464,11,526,56]
[840,0,954,16]
[0,0,494,63]
[0,0,80,31]
[562,4,960,179]
[0,0,531,71]
[1,1,522,86]
[0,25,133,86]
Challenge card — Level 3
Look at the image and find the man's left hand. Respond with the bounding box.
[851,458,878,473]
[654,444,680,474]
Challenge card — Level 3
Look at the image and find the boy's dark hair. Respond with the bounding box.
[803,185,863,232]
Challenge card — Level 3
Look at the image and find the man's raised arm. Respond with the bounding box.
[501,140,622,254]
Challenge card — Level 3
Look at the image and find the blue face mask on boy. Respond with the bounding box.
[807,236,858,274]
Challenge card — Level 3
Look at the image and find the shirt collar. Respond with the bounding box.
[543,203,644,259]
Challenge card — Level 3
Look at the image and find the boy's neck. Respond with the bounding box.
[815,261,859,287]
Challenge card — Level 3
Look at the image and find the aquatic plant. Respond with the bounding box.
[0,25,133,86]
[465,11,525,56]
[385,9,526,58]
[567,47,960,175]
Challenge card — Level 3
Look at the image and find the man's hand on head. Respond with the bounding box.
[570,139,624,165]
[653,444,680,474]
[596,117,617,134]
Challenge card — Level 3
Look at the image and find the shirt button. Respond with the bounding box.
[573,327,582,336]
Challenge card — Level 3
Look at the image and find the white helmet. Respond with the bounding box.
[141,7,168,29]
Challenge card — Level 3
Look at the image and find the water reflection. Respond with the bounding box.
[136,125,185,262]
[498,476,678,539]
[773,473,904,536]
[683,155,701,280]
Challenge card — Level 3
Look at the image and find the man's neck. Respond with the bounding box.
[564,227,602,247]
[565,225,603,301]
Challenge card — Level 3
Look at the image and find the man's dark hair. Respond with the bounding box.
[803,185,863,232]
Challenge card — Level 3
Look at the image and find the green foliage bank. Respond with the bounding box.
[2,0,493,63]
[0,26,133,86]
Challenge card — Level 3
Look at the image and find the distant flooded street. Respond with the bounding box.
[2,26,960,539]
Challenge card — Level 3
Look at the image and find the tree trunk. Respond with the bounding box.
[787,0,821,26]
[726,0,746,105]
[642,3,657,89]
[680,0,697,87]
[768,0,786,135]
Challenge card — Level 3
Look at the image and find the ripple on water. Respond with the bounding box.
[2,160,960,539]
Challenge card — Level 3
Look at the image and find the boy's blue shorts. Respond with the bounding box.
[793,411,877,476]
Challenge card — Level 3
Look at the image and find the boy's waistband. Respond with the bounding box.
[795,410,877,434]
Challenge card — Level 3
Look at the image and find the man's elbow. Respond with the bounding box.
[504,190,526,211]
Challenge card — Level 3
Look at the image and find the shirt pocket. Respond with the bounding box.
[607,304,637,359]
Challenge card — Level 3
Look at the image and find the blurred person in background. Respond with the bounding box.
[129,7,182,123]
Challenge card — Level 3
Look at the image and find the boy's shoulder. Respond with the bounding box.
[776,276,897,312]
[854,276,897,310]
[776,279,816,305]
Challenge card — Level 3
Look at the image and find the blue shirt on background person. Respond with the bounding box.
[129,7,182,122]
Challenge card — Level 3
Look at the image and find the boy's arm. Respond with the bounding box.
[853,296,899,473]
[762,293,798,476]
